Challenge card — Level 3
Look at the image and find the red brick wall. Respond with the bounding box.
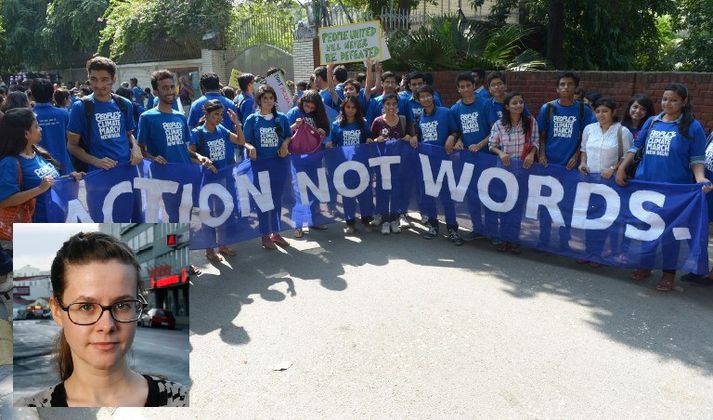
[429,71,713,133]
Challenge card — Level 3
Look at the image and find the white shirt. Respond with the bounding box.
[581,122,633,173]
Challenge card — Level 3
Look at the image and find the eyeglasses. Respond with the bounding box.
[57,297,147,326]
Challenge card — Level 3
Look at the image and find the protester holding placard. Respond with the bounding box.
[188,99,254,261]
[365,70,414,133]
[616,83,711,291]
[313,65,340,112]
[243,85,292,251]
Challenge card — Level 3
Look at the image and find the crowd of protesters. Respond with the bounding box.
[1,55,712,293]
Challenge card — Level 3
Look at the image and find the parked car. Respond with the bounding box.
[140,308,176,329]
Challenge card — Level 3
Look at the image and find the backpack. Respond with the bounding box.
[71,94,131,172]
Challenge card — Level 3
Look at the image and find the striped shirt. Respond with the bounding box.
[488,117,540,158]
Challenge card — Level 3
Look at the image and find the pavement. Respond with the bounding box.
[4,218,713,418]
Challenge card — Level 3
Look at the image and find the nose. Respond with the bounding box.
[95,307,117,331]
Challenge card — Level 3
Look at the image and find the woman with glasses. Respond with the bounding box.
[15,232,188,407]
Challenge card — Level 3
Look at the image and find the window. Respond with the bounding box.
[147,228,154,244]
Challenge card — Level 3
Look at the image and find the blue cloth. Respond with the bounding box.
[243,112,291,159]
[631,114,706,184]
[536,99,596,166]
[188,124,235,169]
[0,154,60,222]
[450,98,491,147]
[67,93,135,172]
[365,94,414,133]
[408,94,442,123]
[331,119,368,146]
[235,93,255,124]
[476,87,491,101]
[132,86,144,106]
[417,107,457,146]
[137,108,192,164]
[33,103,73,174]
[188,92,239,132]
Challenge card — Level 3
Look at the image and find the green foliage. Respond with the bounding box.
[384,15,547,71]
[226,0,299,52]
[670,0,713,71]
[1,0,47,71]
[42,0,108,64]
[99,0,233,59]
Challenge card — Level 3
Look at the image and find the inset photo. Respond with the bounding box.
[1,248,11,408]
[12,223,190,407]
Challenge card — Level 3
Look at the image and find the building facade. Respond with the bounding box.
[99,223,190,327]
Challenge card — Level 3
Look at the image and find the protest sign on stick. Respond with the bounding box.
[318,20,384,65]
[264,70,294,113]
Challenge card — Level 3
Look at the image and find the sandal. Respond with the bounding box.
[509,244,522,255]
[655,273,675,292]
[218,246,236,257]
[206,250,222,263]
[630,269,651,281]
[495,242,509,252]
[293,229,304,238]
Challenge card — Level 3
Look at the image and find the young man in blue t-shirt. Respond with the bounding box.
[137,69,212,167]
[234,73,256,123]
[536,71,596,169]
[187,73,240,132]
[30,78,74,175]
[406,72,442,123]
[130,77,145,107]
[66,56,143,172]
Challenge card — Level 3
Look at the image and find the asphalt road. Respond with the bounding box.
[12,319,190,404]
[5,218,713,419]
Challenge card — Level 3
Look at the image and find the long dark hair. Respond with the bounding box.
[664,83,695,139]
[255,85,283,137]
[0,108,61,169]
[0,91,30,111]
[51,231,142,381]
[501,91,531,135]
[297,90,330,135]
[621,94,655,131]
[337,96,365,132]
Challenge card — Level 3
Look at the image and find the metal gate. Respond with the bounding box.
[224,44,294,81]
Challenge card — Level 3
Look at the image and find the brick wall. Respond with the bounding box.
[430,71,713,133]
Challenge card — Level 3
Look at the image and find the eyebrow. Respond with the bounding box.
[70,295,136,304]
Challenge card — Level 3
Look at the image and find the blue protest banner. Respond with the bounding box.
[45,144,710,274]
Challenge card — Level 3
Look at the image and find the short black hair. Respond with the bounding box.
[313,66,327,83]
[456,72,475,85]
[221,86,236,100]
[471,69,485,81]
[86,56,117,79]
[237,73,255,92]
[409,72,425,83]
[200,73,220,91]
[130,77,138,85]
[486,71,505,87]
[381,71,397,83]
[334,65,348,83]
[150,69,174,90]
[416,84,434,99]
[556,71,580,87]
[296,81,307,90]
[30,78,54,103]
[115,86,133,101]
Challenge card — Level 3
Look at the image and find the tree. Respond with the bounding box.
[670,0,713,71]
[0,0,48,71]
[99,0,233,60]
[483,0,676,71]
[42,0,108,64]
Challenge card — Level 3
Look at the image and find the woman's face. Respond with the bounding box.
[506,95,524,116]
[417,92,434,109]
[26,118,42,145]
[205,108,224,125]
[302,101,316,114]
[595,105,614,126]
[383,99,397,115]
[629,101,647,122]
[661,90,686,117]
[259,93,275,110]
[51,260,139,374]
[344,101,357,119]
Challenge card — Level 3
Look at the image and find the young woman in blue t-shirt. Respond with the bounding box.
[0,108,83,225]
[328,96,373,234]
[616,83,712,292]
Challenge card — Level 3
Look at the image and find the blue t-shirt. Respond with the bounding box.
[365,94,414,133]
[320,89,340,111]
[450,98,491,147]
[235,93,255,124]
[132,86,144,106]
[331,119,368,146]
[536,99,596,166]
[704,134,713,221]
[243,112,291,159]
[630,114,706,184]
[33,103,73,175]
[67,94,136,172]
[137,108,192,164]
[408,94,442,123]
[476,87,491,101]
[188,124,235,170]
[0,154,60,223]
[188,92,239,132]
[152,96,181,111]
[418,107,457,146]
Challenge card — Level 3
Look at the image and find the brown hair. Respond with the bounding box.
[86,56,117,79]
[51,231,141,380]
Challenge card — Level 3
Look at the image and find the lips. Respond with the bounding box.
[91,342,119,351]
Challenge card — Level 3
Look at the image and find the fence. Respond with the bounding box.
[231,14,296,53]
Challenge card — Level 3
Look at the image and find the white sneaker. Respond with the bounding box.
[399,214,409,226]
[390,221,401,233]
[372,214,382,226]
[420,214,429,224]
[381,222,390,235]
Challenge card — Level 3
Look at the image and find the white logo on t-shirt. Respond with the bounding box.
[645,129,676,157]
[343,129,361,146]
[420,120,439,142]
[162,121,184,147]
[259,127,279,148]
[96,111,123,140]
[207,139,226,161]
[460,112,480,134]
[552,115,576,138]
